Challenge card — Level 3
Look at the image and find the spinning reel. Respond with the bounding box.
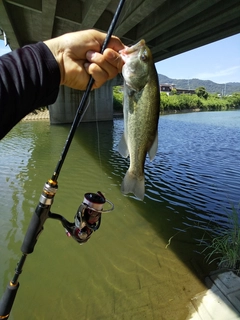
[50,191,114,244]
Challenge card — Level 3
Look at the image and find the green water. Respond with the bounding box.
[2,111,240,319]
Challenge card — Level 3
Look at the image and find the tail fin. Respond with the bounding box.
[121,170,145,200]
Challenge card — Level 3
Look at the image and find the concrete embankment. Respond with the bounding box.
[23,110,124,121]
[22,110,50,121]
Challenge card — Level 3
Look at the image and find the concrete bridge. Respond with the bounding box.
[1,0,240,123]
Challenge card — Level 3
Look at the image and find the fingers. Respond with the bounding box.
[104,48,124,73]
[84,48,124,89]
[107,35,125,52]
[84,49,124,89]
[45,29,126,90]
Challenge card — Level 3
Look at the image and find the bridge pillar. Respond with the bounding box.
[49,81,115,124]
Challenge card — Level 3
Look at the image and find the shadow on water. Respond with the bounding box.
[1,112,240,319]
[71,120,216,279]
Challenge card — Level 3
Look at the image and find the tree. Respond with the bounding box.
[195,86,209,99]
[113,86,123,112]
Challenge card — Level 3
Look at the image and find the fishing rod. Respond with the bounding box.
[0,0,125,318]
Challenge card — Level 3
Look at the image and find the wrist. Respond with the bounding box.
[43,39,64,85]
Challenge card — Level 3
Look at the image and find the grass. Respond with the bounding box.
[203,203,240,274]
[165,202,240,275]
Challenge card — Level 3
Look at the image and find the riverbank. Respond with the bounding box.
[23,107,240,122]
[23,111,124,121]
[188,270,240,319]
[22,109,49,121]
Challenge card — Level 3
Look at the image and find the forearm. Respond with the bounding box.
[0,42,60,139]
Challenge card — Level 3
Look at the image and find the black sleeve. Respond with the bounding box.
[0,42,60,139]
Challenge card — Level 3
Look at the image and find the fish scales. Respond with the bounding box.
[119,39,160,200]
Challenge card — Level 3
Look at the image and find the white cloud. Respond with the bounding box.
[195,65,240,81]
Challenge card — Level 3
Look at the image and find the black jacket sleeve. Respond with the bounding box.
[0,42,60,139]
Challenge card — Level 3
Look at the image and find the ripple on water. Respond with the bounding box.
[0,112,240,319]
[113,111,240,230]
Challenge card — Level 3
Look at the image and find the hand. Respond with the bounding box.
[44,29,125,90]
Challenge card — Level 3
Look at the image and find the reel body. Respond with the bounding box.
[51,191,114,244]
[73,192,105,244]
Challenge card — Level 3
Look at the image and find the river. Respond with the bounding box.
[0,110,239,319]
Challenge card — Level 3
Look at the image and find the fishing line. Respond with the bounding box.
[95,102,102,169]
[52,0,126,182]
[77,96,91,126]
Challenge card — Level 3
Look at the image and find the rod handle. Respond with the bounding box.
[0,282,19,319]
[21,204,50,254]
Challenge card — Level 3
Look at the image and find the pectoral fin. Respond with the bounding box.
[148,131,158,161]
[118,133,129,158]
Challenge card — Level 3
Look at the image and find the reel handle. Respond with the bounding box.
[21,180,57,254]
[21,203,51,254]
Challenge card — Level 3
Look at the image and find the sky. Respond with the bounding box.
[155,33,240,84]
[0,33,240,84]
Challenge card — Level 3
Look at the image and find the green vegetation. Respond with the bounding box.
[195,86,209,99]
[203,204,240,275]
[113,86,240,113]
[160,90,240,112]
[113,86,124,112]
[166,203,240,275]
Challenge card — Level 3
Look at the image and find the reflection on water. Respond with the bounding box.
[0,111,239,319]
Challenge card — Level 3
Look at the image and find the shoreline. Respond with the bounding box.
[22,110,50,121]
[22,107,239,122]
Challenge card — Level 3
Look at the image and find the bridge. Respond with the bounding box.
[1,0,240,123]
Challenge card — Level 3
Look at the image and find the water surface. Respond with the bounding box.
[0,110,239,319]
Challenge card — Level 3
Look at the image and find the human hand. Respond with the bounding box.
[44,29,125,90]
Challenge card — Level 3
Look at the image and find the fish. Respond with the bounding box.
[118,39,160,200]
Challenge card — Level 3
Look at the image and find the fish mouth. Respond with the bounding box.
[119,39,145,62]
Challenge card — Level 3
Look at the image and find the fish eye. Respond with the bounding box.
[140,50,148,62]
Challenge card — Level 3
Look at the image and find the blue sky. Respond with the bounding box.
[155,33,240,84]
[1,33,240,84]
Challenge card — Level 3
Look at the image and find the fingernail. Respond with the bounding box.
[107,50,115,59]
[86,51,95,60]
[84,62,90,69]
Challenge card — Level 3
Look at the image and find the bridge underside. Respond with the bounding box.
[0,0,240,63]
[1,0,240,124]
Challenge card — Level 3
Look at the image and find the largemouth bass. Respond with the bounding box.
[118,39,160,200]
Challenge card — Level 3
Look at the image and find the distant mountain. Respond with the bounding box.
[158,74,240,95]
